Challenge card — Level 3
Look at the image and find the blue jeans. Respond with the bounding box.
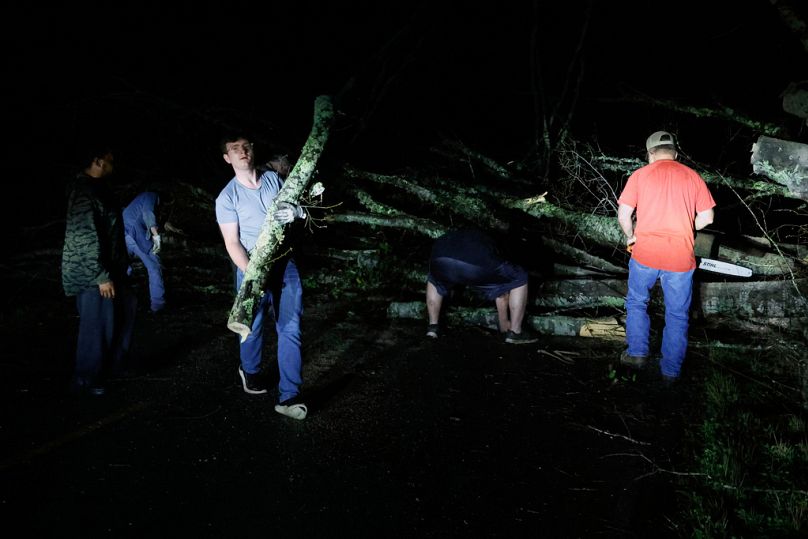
[235,259,303,402]
[74,285,137,383]
[126,235,165,312]
[625,259,694,378]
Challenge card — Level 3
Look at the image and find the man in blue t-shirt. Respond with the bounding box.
[123,191,165,313]
[426,228,538,344]
[215,134,308,420]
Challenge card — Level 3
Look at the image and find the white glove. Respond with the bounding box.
[273,202,305,225]
[151,234,162,254]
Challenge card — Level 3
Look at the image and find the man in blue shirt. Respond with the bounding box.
[215,134,308,420]
[123,191,166,313]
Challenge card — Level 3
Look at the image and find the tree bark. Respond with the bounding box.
[344,167,510,231]
[227,95,335,340]
[387,301,625,340]
[388,276,808,333]
[769,0,808,56]
[541,236,626,274]
[750,135,808,201]
[503,195,626,246]
[782,81,808,123]
[324,211,448,238]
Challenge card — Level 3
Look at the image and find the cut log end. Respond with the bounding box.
[227,321,251,343]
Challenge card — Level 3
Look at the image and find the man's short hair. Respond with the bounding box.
[219,132,251,154]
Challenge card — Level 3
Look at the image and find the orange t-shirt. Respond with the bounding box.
[618,159,715,271]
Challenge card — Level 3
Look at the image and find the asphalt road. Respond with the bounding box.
[0,282,689,538]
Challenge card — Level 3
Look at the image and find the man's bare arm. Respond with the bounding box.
[219,222,250,272]
[617,203,636,245]
[694,208,714,231]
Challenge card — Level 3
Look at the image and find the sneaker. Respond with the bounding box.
[238,366,268,395]
[661,374,678,387]
[275,396,308,420]
[69,377,106,397]
[620,350,648,369]
[426,324,440,338]
[504,329,539,344]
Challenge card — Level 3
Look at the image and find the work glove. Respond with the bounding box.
[273,202,305,225]
[151,234,162,254]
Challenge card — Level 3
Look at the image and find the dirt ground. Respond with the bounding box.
[0,225,713,538]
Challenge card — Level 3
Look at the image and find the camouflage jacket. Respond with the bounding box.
[61,173,129,296]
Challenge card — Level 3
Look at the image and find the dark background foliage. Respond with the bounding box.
[5,1,807,226]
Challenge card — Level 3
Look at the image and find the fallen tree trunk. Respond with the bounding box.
[750,135,808,201]
[387,302,625,340]
[387,276,808,334]
[536,279,627,310]
[536,277,808,319]
[227,95,335,340]
[698,277,808,318]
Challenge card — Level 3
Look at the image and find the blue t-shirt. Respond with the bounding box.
[215,170,283,253]
[123,191,159,253]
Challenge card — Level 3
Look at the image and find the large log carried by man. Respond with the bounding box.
[227,95,335,340]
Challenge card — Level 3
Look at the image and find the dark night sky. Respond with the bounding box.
[4,1,807,224]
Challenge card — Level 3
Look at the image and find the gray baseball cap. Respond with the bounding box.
[646,131,675,151]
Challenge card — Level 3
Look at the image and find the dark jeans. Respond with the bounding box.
[73,285,137,384]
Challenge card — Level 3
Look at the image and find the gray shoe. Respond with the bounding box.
[504,329,539,344]
[620,350,648,369]
[426,324,440,338]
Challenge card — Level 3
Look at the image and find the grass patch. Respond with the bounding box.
[677,343,808,537]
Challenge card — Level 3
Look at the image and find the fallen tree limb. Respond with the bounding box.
[503,195,625,246]
[717,246,801,276]
[590,155,794,201]
[227,95,334,340]
[344,166,509,231]
[507,194,801,276]
[609,93,786,137]
[434,139,525,179]
[324,211,447,238]
[542,237,626,274]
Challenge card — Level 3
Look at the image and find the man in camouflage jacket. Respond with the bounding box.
[62,146,135,395]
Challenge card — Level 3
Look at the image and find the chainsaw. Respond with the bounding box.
[626,243,752,277]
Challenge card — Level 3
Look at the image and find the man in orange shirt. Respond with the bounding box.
[617,131,716,383]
